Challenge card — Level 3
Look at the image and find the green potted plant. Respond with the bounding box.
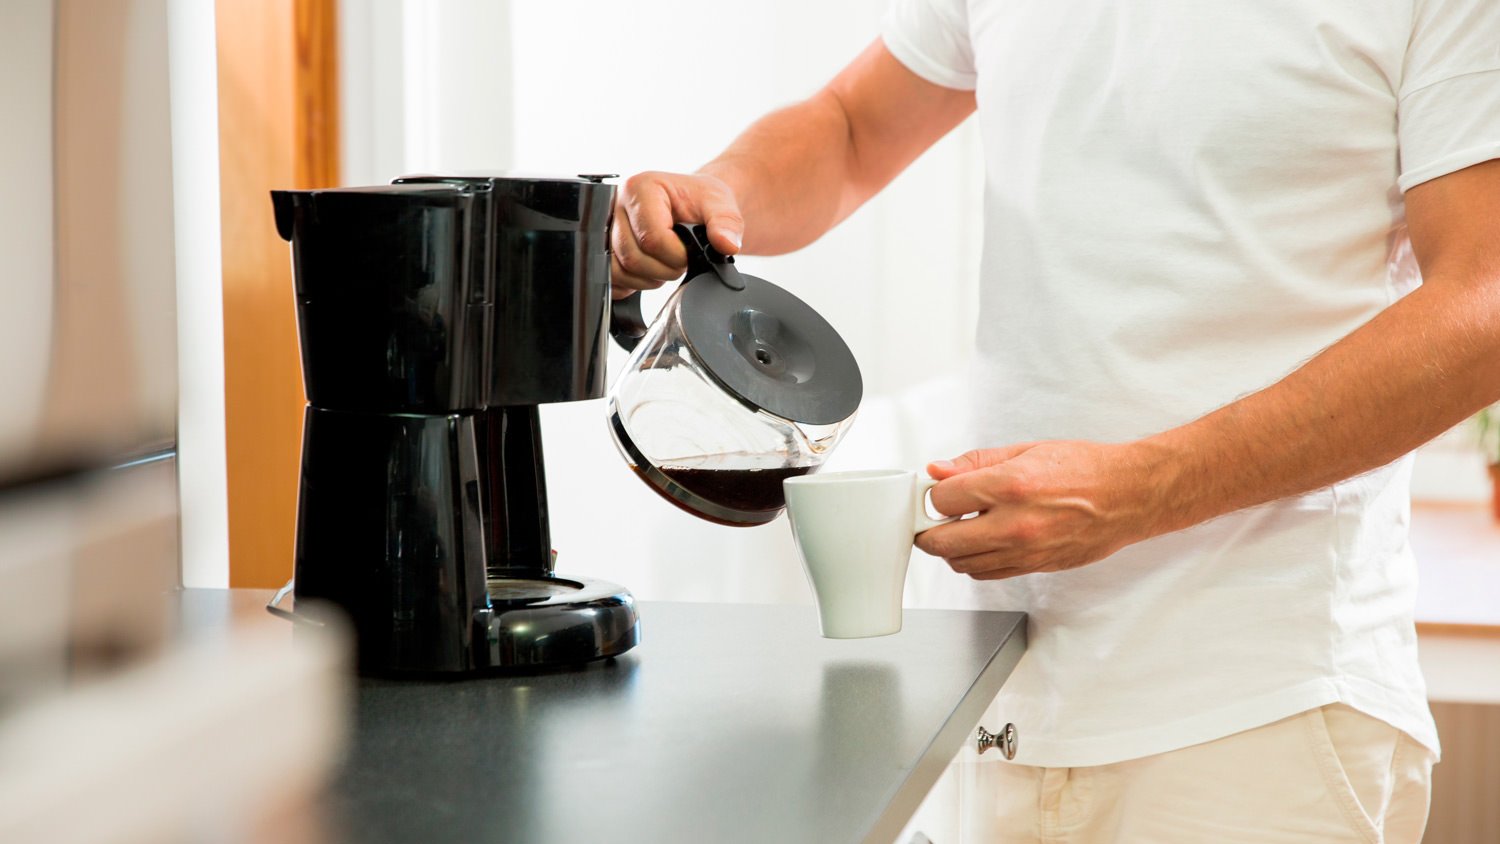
[1476,405,1500,522]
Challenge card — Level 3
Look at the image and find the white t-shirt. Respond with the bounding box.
[884,0,1500,767]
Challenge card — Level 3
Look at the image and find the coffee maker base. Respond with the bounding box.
[473,575,640,670]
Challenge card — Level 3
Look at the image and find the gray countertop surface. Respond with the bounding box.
[182,591,1025,844]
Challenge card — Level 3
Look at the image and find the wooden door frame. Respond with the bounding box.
[216,0,338,587]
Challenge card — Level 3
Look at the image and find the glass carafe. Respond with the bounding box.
[608,224,862,526]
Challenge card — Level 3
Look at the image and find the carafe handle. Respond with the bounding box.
[609,223,745,352]
[609,294,650,352]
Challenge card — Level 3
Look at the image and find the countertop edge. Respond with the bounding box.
[863,612,1029,844]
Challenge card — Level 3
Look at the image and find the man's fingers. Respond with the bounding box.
[928,473,981,517]
[610,268,664,299]
[945,550,1035,581]
[695,195,745,255]
[615,171,747,278]
[927,443,1036,480]
[916,506,1048,562]
[966,565,1032,581]
[928,467,1024,516]
[663,172,743,256]
[914,515,1008,560]
[611,206,672,298]
[621,173,689,268]
[613,204,683,282]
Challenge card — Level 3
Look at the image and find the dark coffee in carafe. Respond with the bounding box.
[630,461,815,527]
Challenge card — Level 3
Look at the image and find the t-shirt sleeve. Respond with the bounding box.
[1396,0,1500,192]
[880,0,977,91]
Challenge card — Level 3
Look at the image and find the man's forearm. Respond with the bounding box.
[608,41,970,288]
[1143,275,1500,534]
[698,39,975,256]
[699,93,860,256]
[916,273,1500,578]
[915,163,1500,580]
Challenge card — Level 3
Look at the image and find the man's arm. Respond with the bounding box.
[610,39,975,297]
[916,159,1500,578]
[1145,159,1500,532]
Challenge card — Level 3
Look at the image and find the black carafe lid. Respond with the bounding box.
[666,224,863,426]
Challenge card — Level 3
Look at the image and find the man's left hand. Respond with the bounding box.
[914,441,1172,580]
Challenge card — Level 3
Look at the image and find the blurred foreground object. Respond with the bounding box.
[0,3,348,840]
[0,459,179,707]
[0,614,347,844]
[0,469,349,844]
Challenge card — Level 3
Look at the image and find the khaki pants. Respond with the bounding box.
[977,705,1434,843]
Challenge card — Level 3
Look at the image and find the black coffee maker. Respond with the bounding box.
[270,175,639,673]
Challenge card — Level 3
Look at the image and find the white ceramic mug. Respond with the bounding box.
[783,469,957,638]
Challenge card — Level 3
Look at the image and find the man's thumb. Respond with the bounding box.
[678,175,744,255]
[926,444,1034,479]
[703,210,744,255]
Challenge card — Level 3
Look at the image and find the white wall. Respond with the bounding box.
[401,0,513,174]
[340,0,515,184]
[168,0,230,587]
[1412,427,1491,503]
[339,1,406,185]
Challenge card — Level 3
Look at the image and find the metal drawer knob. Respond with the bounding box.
[976,723,1018,760]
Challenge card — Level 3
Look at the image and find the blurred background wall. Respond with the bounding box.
[0,0,185,656]
[0,1,56,466]
[51,0,179,459]
[0,0,180,475]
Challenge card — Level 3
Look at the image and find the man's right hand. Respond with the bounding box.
[610,171,745,300]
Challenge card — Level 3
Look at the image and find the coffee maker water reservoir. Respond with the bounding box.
[271,175,639,674]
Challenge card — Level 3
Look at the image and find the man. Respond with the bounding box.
[611,0,1500,840]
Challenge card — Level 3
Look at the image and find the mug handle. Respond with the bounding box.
[913,477,961,534]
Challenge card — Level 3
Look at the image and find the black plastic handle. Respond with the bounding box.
[609,223,745,352]
[609,294,650,352]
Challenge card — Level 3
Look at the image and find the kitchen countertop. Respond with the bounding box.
[179,590,1026,844]
[1411,502,1500,633]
